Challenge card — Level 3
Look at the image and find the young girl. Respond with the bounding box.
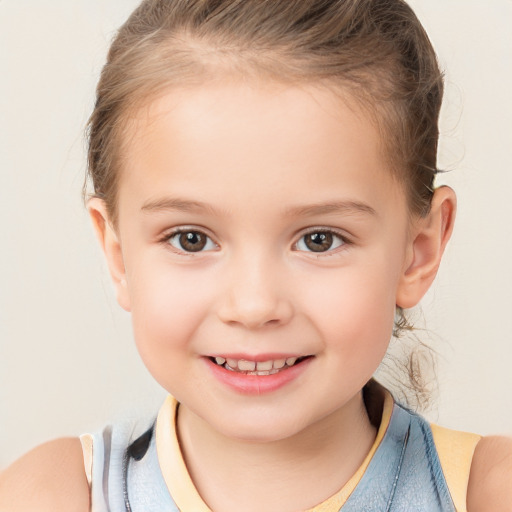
[1,0,511,510]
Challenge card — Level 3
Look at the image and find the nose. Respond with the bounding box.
[216,252,294,330]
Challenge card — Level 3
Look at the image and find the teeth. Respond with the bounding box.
[214,356,305,372]
[226,358,238,369]
[256,360,273,371]
[238,360,256,371]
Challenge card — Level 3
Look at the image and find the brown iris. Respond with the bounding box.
[178,231,208,252]
[303,232,333,252]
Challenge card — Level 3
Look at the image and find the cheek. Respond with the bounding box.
[127,259,217,366]
[300,262,398,358]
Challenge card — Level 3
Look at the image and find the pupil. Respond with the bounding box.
[305,232,332,252]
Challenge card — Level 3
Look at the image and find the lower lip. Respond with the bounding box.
[205,357,312,395]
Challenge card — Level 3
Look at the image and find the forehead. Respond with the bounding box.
[117,81,405,220]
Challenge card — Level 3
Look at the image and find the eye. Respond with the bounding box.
[167,230,217,253]
[295,230,345,253]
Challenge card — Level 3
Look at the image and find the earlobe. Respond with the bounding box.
[87,198,131,312]
[396,186,456,309]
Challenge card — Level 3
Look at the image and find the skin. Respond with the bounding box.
[1,81,510,511]
[0,438,89,511]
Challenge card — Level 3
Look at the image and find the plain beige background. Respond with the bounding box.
[1,0,511,468]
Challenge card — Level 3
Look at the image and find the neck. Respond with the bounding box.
[177,392,377,512]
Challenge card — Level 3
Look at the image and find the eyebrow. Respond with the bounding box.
[285,200,377,218]
[141,197,219,215]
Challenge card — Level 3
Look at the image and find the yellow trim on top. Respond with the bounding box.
[79,433,93,487]
[155,392,394,512]
[430,423,481,512]
[156,396,211,512]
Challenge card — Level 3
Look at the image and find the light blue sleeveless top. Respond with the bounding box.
[86,400,458,512]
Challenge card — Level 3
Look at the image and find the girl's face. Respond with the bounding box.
[109,82,415,442]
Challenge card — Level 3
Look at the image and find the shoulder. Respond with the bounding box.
[0,437,90,512]
[467,435,512,512]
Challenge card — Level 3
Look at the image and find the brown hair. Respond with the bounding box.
[86,0,444,407]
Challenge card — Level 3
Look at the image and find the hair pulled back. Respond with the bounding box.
[87,0,444,408]
[87,0,443,225]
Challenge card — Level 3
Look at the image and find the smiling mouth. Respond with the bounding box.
[208,356,311,376]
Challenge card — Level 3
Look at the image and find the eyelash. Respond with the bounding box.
[160,227,350,255]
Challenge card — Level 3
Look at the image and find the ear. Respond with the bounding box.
[396,186,456,309]
[88,198,131,311]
